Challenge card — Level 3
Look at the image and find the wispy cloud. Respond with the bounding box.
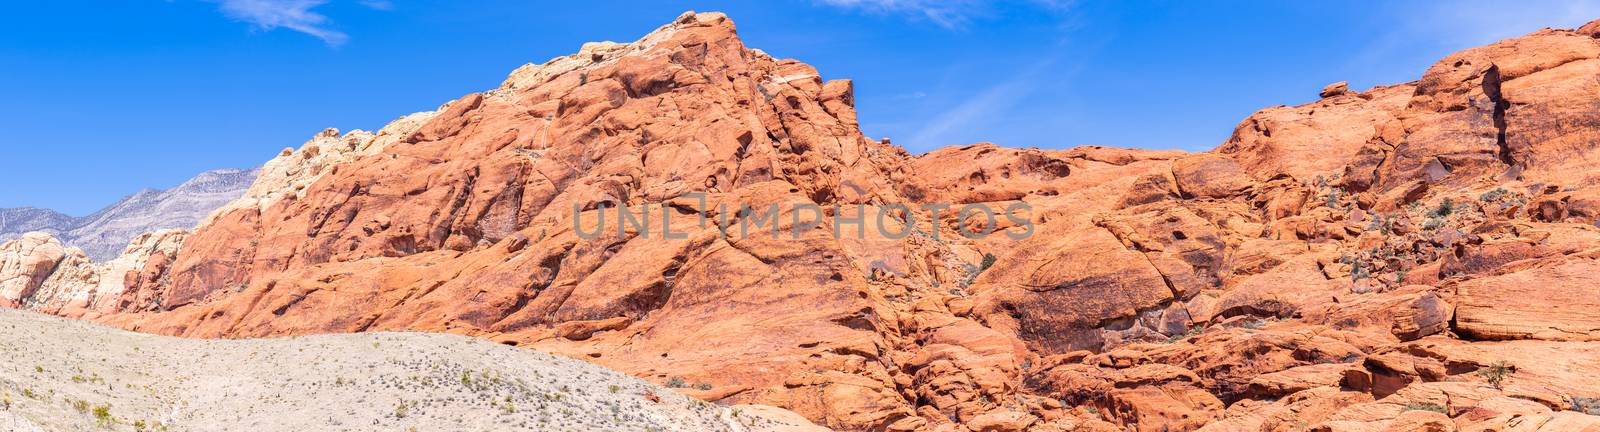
[817,0,1070,29]
[908,55,1059,147]
[210,0,347,46]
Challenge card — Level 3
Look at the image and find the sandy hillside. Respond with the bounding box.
[0,308,824,431]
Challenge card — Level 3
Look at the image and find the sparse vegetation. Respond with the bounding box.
[1477,360,1513,390]
[93,403,114,427]
[665,376,687,388]
[1573,396,1600,416]
[1165,325,1205,343]
[1403,402,1446,413]
[1480,188,1509,202]
[979,253,998,273]
[394,401,409,418]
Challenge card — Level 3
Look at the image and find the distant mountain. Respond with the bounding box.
[0,168,258,261]
[0,207,77,242]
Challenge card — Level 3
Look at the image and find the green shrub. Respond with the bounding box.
[1429,198,1455,218]
[92,404,113,426]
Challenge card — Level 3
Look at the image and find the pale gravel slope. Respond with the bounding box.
[0,309,825,431]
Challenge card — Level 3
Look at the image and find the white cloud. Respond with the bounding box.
[211,0,348,46]
[908,56,1057,146]
[818,0,1070,29]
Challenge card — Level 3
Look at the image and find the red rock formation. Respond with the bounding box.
[11,11,1600,432]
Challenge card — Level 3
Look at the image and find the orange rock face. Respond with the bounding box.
[26,11,1600,431]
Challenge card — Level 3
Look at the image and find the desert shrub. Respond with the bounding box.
[92,404,112,426]
[1480,188,1509,201]
[1477,360,1513,389]
[979,253,998,272]
[1165,325,1204,343]
[1403,402,1446,413]
[394,401,409,418]
[1573,396,1600,415]
[1428,197,1455,218]
[695,382,713,391]
[665,376,687,388]
[1351,261,1370,281]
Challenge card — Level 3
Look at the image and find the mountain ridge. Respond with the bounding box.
[3,10,1600,432]
[0,167,257,261]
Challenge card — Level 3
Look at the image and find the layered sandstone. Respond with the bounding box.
[5,11,1600,432]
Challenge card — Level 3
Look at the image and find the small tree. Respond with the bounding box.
[1477,360,1513,390]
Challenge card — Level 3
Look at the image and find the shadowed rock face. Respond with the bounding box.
[7,11,1600,432]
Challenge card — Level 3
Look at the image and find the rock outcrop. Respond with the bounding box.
[8,11,1600,432]
[0,230,187,318]
[0,233,66,308]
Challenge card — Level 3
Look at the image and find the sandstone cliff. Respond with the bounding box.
[5,11,1600,432]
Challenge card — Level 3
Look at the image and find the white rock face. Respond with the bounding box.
[24,230,187,317]
[209,111,439,221]
[0,233,66,308]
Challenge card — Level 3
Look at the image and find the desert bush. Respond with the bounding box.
[1573,396,1600,415]
[1480,188,1509,202]
[1477,360,1513,390]
[92,404,113,426]
[1403,402,1446,413]
[665,376,687,388]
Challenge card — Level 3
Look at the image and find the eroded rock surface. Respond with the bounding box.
[6,11,1600,432]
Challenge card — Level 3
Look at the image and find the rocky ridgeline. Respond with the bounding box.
[0,168,256,261]
[4,11,1600,432]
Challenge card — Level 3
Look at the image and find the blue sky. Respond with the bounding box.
[3,1,1597,215]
